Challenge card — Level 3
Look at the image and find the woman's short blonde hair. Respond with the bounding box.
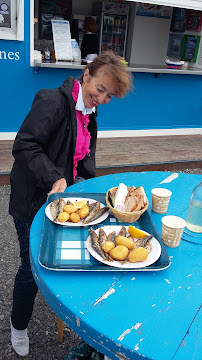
[82,51,133,98]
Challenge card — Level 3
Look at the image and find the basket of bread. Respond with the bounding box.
[106,183,149,223]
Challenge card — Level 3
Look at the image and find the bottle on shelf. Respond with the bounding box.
[71,39,81,64]
[44,47,51,63]
[186,180,202,233]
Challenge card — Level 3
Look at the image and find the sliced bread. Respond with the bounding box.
[134,186,147,205]
[124,187,138,212]
[124,186,147,212]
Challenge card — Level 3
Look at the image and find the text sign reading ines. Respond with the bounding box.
[0,50,20,60]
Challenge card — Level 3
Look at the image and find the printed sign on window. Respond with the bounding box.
[0,2,9,14]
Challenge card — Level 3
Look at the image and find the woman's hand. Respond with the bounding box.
[48,178,67,198]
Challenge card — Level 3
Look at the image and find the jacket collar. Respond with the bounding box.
[59,76,75,99]
[75,82,95,115]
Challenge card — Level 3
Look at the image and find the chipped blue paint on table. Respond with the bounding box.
[30,172,202,360]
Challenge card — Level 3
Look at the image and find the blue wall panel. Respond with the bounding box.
[0,39,26,131]
[0,1,201,133]
[96,71,202,130]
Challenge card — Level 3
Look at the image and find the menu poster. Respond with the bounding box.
[197,42,202,65]
[170,8,188,33]
[181,35,201,62]
[186,10,202,32]
[51,20,73,61]
[167,33,183,59]
[136,3,171,19]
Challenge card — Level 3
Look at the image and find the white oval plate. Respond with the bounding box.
[86,225,161,268]
[45,197,109,227]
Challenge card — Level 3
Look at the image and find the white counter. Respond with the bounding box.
[34,61,202,75]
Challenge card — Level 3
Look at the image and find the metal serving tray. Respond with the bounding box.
[39,192,170,271]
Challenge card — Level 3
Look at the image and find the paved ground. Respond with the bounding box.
[0,187,83,360]
[1,135,202,173]
[0,169,202,360]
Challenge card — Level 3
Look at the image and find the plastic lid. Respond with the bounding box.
[165,59,184,65]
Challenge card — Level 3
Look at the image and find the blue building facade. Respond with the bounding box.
[0,0,202,134]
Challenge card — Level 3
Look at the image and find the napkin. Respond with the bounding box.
[114,183,128,212]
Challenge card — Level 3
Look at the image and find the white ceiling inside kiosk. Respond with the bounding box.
[125,1,202,11]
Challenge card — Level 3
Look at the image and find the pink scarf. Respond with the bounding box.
[72,80,91,179]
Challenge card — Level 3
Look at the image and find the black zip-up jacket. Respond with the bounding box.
[81,33,99,59]
[9,76,97,224]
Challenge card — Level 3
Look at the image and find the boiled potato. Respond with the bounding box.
[78,205,89,219]
[128,247,148,263]
[115,235,135,250]
[102,241,115,253]
[70,213,80,223]
[109,245,129,261]
[58,212,70,222]
[63,205,78,214]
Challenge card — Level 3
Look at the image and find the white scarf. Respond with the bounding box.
[75,82,95,116]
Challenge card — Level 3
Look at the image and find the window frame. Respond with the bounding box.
[0,0,24,41]
[30,0,202,72]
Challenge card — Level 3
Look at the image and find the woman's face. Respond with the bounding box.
[81,67,116,108]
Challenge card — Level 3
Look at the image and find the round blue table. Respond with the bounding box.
[30,172,202,360]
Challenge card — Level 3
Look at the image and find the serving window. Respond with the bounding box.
[31,0,202,73]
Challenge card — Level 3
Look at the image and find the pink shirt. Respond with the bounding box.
[72,80,91,179]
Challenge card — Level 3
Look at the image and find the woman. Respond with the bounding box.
[9,51,132,357]
[81,16,99,61]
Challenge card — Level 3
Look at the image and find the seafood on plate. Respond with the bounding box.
[118,226,127,237]
[107,231,116,243]
[89,226,153,264]
[49,198,109,224]
[82,202,100,224]
[82,203,109,224]
[58,198,66,214]
[88,206,109,223]
[132,235,153,249]
[101,230,116,253]
[89,228,112,262]
[50,200,59,222]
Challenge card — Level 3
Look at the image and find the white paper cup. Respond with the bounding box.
[151,188,172,214]
[161,215,186,248]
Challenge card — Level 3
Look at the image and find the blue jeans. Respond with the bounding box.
[11,218,38,330]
